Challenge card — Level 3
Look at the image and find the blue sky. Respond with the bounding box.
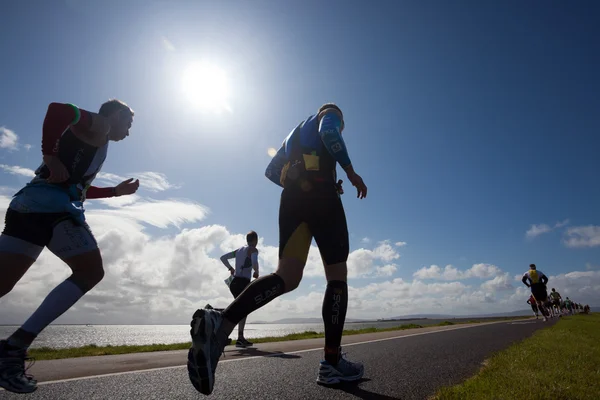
[1,0,599,323]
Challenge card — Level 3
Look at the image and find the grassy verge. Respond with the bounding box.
[433,313,600,400]
[28,316,530,361]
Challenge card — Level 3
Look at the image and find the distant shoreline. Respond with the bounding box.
[0,309,562,327]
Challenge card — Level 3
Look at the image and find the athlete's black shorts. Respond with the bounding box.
[531,284,548,302]
[0,208,98,259]
[230,277,251,298]
[278,187,349,266]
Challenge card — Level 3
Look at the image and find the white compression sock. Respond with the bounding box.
[21,279,85,335]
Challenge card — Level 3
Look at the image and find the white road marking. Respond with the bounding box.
[33,318,531,386]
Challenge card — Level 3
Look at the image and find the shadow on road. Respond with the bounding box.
[325,378,403,400]
[227,347,302,359]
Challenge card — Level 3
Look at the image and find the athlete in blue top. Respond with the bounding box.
[187,103,367,395]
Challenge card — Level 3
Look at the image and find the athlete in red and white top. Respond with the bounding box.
[0,100,139,394]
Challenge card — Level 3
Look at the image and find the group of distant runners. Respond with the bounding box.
[522,264,591,321]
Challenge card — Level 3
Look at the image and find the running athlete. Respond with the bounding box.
[522,264,550,321]
[0,100,137,393]
[527,295,539,319]
[219,231,260,348]
[564,297,573,315]
[187,103,368,395]
[550,288,562,315]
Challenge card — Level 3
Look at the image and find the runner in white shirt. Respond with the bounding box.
[219,231,259,348]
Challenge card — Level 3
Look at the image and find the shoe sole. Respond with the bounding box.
[187,309,215,395]
[316,367,365,385]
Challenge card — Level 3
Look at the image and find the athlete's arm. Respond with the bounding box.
[317,109,352,170]
[540,273,548,285]
[220,251,236,272]
[85,186,117,199]
[265,145,286,188]
[521,274,531,287]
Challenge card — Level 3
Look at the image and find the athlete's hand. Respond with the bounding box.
[347,171,367,199]
[253,271,259,279]
[43,155,70,183]
[229,267,235,276]
[115,178,140,196]
[336,179,344,195]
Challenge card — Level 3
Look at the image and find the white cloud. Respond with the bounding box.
[361,237,371,244]
[24,144,32,151]
[347,242,401,278]
[0,176,596,325]
[526,219,570,239]
[413,263,502,281]
[0,164,35,177]
[564,226,600,248]
[480,273,514,292]
[526,224,552,239]
[395,241,407,247]
[0,127,18,150]
[96,171,180,192]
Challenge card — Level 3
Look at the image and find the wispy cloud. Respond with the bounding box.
[0,164,35,177]
[96,171,180,192]
[0,127,18,150]
[161,37,176,52]
[526,219,570,239]
[395,241,407,247]
[413,263,502,281]
[24,144,32,151]
[564,226,600,248]
[361,237,371,244]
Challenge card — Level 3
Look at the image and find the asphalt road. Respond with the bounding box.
[0,319,554,400]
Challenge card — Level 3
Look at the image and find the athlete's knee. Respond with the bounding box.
[275,258,304,292]
[64,250,105,292]
[324,262,348,282]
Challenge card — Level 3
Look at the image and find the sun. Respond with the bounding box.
[182,62,231,113]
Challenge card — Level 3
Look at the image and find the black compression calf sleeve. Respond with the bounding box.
[222,273,285,326]
[322,280,348,365]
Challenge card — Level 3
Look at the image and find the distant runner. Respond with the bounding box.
[219,231,260,348]
[0,100,138,394]
[564,297,573,315]
[521,264,549,321]
[187,103,367,395]
[550,288,562,315]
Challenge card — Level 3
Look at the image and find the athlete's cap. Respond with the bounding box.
[529,264,536,269]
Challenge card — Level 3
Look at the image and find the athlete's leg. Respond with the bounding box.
[312,194,363,385]
[220,257,305,341]
[228,278,252,345]
[6,219,103,350]
[0,253,37,299]
[187,191,309,395]
[0,209,47,298]
[311,194,350,366]
[217,191,311,339]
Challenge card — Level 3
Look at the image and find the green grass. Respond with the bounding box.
[433,313,600,400]
[27,316,529,361]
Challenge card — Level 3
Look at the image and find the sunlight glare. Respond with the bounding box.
[182,62,231,113]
